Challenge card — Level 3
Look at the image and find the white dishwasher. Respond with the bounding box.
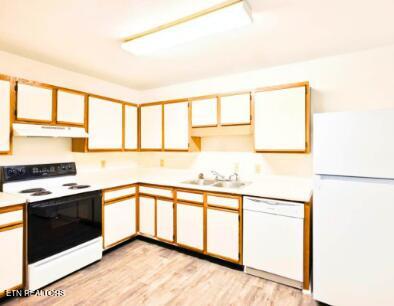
[243,196,304,289]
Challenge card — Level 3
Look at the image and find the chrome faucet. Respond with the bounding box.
[211,170,226,181]
[229,172,239,181]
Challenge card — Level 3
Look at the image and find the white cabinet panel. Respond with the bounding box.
[124,105,138,150]
[0,80,10,152]
[57,90,85,125]
[254,86,306,151]
[220,94,251,125]
[139,196,155,236]
[157,199,174,242]
[17,83,53,121]
[176,203,203,250]
[0,227,23,293]
[191,98,217,127]
[104,198,136,248]
[104,186,136,202]
[88,97,123,150]
[140,105,162,149]
[207,195,240,210]
[207,209,239,261]
[164,102,189,150]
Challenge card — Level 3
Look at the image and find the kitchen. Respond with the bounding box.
[0,1,393,305]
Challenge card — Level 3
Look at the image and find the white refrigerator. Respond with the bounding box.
[313,109,394,306]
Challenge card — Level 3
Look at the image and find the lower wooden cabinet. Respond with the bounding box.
[139,196,155,236]
[156,199,174,242]
[176,203,204,251]
[207,208,239,261]
[104,197,136,248]
[0,225,23,297]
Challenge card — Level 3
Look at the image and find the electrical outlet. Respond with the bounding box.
[160,159,165,167]
[100,160,106,169]
[255,163,261,174]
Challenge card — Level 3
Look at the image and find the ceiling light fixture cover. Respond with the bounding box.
[121,0,252,55]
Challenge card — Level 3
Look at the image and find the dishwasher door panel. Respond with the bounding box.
[243,210,304,282]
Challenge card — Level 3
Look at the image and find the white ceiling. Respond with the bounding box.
[1,0,394,90]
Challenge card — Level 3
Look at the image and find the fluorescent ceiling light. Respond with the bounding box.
[121,0,252,55]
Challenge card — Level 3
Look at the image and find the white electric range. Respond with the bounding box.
[0,162,103,291]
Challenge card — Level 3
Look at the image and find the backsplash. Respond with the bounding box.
[0,136,312,178]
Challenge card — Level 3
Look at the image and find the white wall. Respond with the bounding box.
[137,44,394,177]
[0,50,141,102]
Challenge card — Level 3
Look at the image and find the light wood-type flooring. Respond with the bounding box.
[3,239,318,306]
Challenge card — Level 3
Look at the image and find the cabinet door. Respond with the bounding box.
[140,104,162,150]
[0,226,23,294]
[139,196,155,236]
[164,102,189,150]
[104,198,136,248]
[254,86,306,152]
[220,93,251,125]
[124,104,138,150]
[157,199,174,242]
[207,208,239,261]
[176,203,203,250]
[17,83,53,122]
[0,80,10,153]
[191,98,218,127]
[88,97,123,150]
[57,90,85,125]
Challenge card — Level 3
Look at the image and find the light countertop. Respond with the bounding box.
[77,168,313,203]
[0,192,27,208]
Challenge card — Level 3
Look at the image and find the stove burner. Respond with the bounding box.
[31,191,52,196]
[62,183,78,187]
[20,188,46,194]
[69,185,90,190]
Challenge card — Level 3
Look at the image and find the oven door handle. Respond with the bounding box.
[29,191,101,209]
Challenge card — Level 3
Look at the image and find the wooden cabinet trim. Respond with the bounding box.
[219,92,252,126]
[303,200,312,290]
[0,205,24,214]
[176,200,203,208]
[104,195,136,206]
[254,81,310,154]
[0,222,23,232]
[0,77,14,155]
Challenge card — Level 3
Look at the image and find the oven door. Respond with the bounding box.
[28,191,102,264]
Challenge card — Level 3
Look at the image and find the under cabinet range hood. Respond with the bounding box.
[13,123,88,138]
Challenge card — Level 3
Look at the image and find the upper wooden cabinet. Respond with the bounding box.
[88,97,123,150]
[191,97,218,127]
[56,89,85,126]
[124,104,138,151]
[254,83,310,153]
[140,104,162,150]
[164,102,189,150]
[220,93,251,126]
[0,79,11,154]
[16,82,53,122]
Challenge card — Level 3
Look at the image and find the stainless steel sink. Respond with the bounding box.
[181,179,217,186]
[212,181,247,188]
[181,179,248,189]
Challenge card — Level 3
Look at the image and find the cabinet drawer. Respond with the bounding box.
[139,186,173,198]
[0,210,23,227]
[176,191,203,203]
[104,186,136,202]
[207,195,240,210]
